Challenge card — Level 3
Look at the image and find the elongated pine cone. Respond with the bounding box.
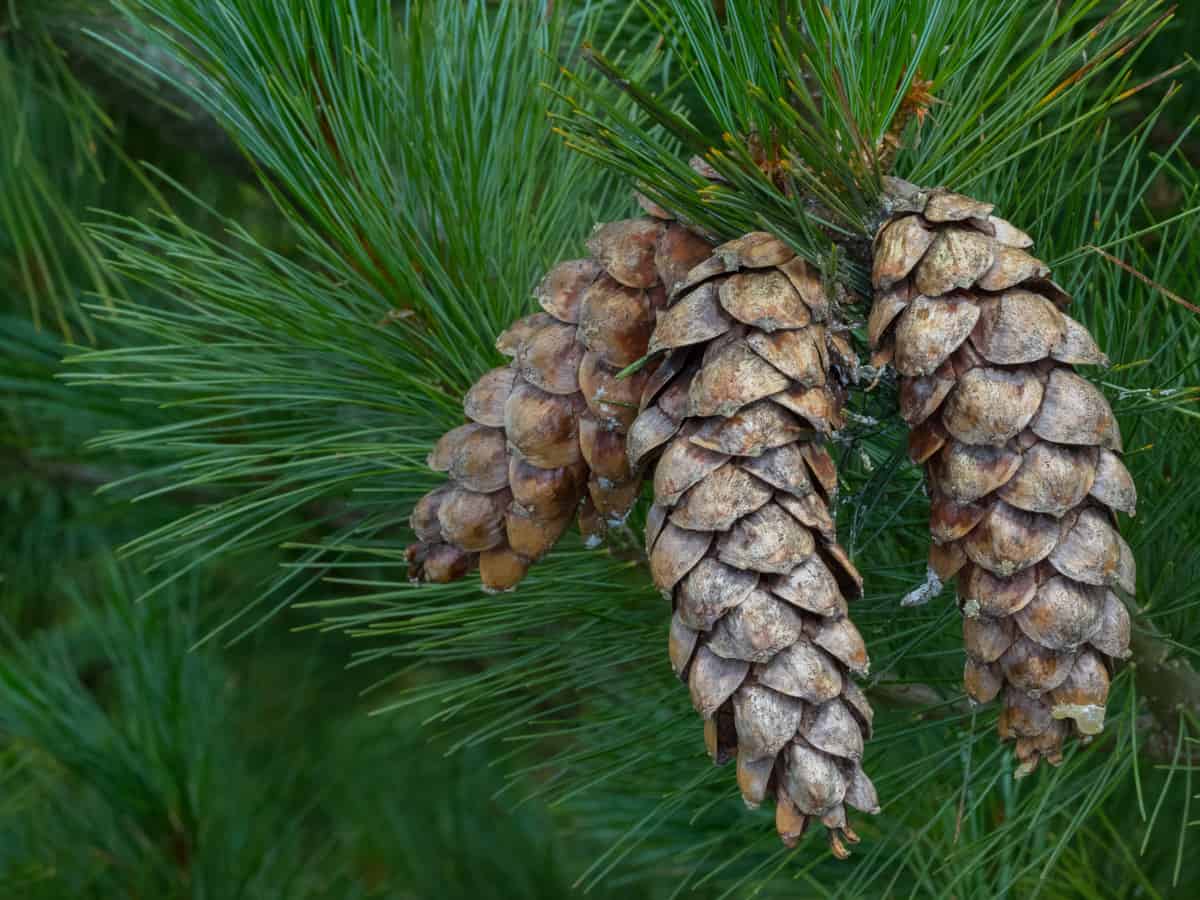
[407,213,712,591]
[630,232,879,856]
[868,179,1136,776]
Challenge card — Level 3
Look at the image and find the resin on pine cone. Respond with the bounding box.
[868,178,1136,776]
[629,232,879,856]
[407,213,712,592]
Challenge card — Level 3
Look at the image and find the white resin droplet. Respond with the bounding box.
[1051,702,1106,735]
[901,566,944,608]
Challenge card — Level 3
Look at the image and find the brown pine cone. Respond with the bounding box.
[630,232,878,856]
[868,178,1136,776]
[407,212,712,592]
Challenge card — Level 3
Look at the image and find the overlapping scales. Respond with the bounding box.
[632,232,878,855]
[407,213,712,592]
[868,179,1136,775]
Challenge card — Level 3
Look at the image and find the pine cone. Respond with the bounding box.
[868,179,1136,775]
[631,232,878,856]
[407,212,712,592]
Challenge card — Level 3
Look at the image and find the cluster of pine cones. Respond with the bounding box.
[406,178,1135,856]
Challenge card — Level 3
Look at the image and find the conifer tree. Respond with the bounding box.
[4,0,1200,896]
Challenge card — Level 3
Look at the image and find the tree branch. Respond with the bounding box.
[58,14,253,177]
[1130,619,1200,761]
[8,451,367,531]
[867,678,971,721]
[19,450,1199,763]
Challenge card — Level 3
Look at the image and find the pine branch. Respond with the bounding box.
[580,536,1200,763]
[8,452,138,493]
[1130,620,1200,760]
[868,678,970,720]
[71,14,253,176]
[6,449,370,532]
[0,23,122,341]
[29,1,1197,893]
